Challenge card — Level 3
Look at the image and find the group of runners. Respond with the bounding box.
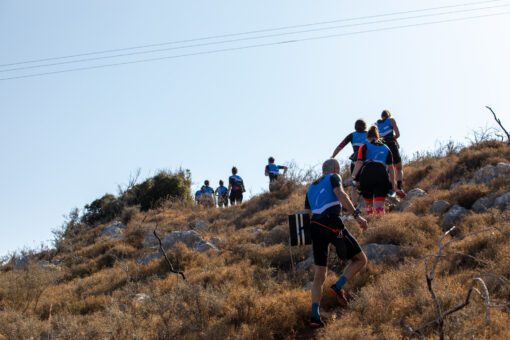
[306,109,405,327]
[194,157,289,208]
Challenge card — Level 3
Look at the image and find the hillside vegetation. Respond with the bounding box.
[1,141,510,339]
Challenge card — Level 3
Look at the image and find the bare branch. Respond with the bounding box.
[486,106,510,144]
[153,227,186,281]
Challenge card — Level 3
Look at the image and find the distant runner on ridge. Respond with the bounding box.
[200,180,216,208]
[265,157,288,191]
[228,167,245,205]
[215,180,229,208]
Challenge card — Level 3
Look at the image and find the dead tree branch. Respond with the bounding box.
[486,106,510,144]
[153,227,186,281]
[403,226,495,339]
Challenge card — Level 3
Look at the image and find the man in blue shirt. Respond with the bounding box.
[200,180,215,208]
[304,158,368,328]
[215,180,229,208]
[265,157,288,191]
[228,167,245,205]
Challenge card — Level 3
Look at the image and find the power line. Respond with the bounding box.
[1,3,508,74]
[1,10,508,81]
[0,0,507,69]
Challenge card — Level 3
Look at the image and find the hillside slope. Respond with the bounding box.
[1,141,510,339]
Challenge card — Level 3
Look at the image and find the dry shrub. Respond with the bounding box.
[0,310,48,340]
[0,263,61,314]
[363,213,440,250]
[448,183,491,209]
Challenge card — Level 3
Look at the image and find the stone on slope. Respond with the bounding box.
[161,230,203,249]
[471,162,510,184]
[137,252,162,265]
[472,194,497,213]
[431,200,451,214]
[406,188,427,200]
[495,191,510,207]
[100,221,126,239]
[362,244,401,263]
[442,205,469,228]
[296,256,314,272]
[194,240,219,253]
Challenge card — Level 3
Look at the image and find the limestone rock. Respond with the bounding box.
[100,221,126,239]
[161,230,203,249]
[472,194,497,213]
[431,200,451,214]
[362,243,401,263]
[471,162,510,184]
[398,200,413,212]
[296,256,314,272]
[194,240,219,253]
[137,252,162,265]
[495,191,510,207]
[406,188,427,200]
[191,219,208,232]
[442,205,469,228]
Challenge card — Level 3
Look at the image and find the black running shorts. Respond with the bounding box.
[230,190,243,204]
[384,139,401,164]
[311,215,362,267]
[358,163,392,199]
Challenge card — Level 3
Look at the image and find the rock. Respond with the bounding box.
[471,162,510,184]
[14,256,29,269]
[472,194,497,213]
[442,205,469,228]
[431,200,451,214]
[194,240,219,253]
[210,236,224,248]
[191,219,208,232]
[264,225,288,245]
[406,188,427,200]
[136,252,162,265]
[495,191,510,207]
[304,281,314,290]
[100,221,126,239]
[398,200,413,212]
[161,230,203,249]
[362,244,401,263]
[134,293,151,303]
[296,256,314,272]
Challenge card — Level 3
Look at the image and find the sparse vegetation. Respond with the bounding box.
[1,141,509,339]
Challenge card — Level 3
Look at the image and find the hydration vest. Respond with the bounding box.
[306,174,341,215]
[217,186,228,195]
[365,142,390,165]
[351,131,368,152]
[267,163,280,174]
[201,186,214,194]
[377,118,393,138]
[230,175,244,191]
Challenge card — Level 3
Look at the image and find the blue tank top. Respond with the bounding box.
[365,142,390,165]
[201,186,214,194]
[377,118,393,137]
[352,131,368,147]
[306,174,341,215]
[195,190,202,199]
[267,163,280,174]
[217,186,228,195]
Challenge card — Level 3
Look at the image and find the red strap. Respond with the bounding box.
[311,220,341,235]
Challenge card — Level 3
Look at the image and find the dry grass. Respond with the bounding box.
[1,142,509,339]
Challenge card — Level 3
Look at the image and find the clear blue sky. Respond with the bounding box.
[1,0,509,256]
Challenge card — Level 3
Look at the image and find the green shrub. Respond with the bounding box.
[123,169,191,211]
[82,194,123,226]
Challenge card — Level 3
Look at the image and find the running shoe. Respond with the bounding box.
[329,285,348,307]
[396,190,407,199]
[309,316,325,328]
[387,190,396,198]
